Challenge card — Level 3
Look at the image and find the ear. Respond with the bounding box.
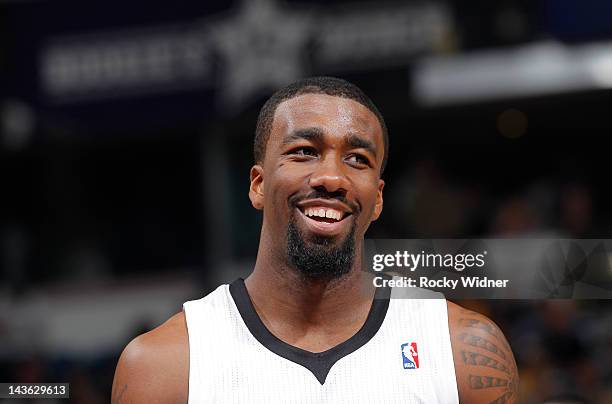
[372,179,385,221]
[249,165,264,210]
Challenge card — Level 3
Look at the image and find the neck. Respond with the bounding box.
[246,260,371,318]
[244,227,376,351]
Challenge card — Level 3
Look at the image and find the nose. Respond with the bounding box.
[308,154,349,196]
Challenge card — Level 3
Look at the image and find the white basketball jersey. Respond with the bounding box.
[183,279,459,403]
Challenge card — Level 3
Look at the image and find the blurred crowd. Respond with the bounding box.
[3,0,612,403]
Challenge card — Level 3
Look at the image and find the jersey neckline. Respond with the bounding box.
[229,277,391,385]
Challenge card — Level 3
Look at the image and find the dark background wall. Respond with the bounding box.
[1,1,611,403]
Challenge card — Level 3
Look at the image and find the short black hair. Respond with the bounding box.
[254,76,389,174]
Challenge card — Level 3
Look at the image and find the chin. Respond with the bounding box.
[286,215,357,279]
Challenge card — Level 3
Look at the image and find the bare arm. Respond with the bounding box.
[112,312,189,404]
[447,301,519,404]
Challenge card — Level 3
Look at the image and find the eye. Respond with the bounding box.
[291,147,317,157]
[346,153,370,166]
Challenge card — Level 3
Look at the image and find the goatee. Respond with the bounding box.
[286,214,356,280]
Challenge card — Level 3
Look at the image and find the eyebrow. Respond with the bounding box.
[281,127,325,146]
[281,128,378,158]
[346,133,377,158]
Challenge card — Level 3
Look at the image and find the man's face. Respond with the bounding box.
[250,93,385,277]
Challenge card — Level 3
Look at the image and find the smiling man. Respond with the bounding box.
[112,77,519,403]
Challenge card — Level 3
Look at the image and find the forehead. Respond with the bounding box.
[270,93,383,146]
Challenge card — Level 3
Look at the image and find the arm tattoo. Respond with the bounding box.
[461,351,510,374]
[489,392,514,404]
[468,374,517,404]
[458,318,513,354]
[459,332,507,361]
[112,384,127,404]
[469,375,508,389]
[459,316,519,404]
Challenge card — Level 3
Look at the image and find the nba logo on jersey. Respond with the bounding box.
[401,342,419,369]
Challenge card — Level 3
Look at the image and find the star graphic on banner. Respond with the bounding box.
[209,0,313,110]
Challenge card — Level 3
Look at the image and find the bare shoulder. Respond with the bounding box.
[112,312,189,404]
[446,301,519,404]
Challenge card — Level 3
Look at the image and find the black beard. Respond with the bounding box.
[286,213,356,280]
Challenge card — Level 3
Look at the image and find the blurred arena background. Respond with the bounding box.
[2,0,612,402]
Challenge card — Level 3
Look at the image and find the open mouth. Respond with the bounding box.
[299,206,350,223]
[294,199,355,236]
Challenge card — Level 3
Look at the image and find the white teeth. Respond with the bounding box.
[304,207,344,221]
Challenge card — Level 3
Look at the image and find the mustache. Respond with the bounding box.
[289,190,359,213]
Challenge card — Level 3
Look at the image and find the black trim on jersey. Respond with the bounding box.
[229,277,391,385]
